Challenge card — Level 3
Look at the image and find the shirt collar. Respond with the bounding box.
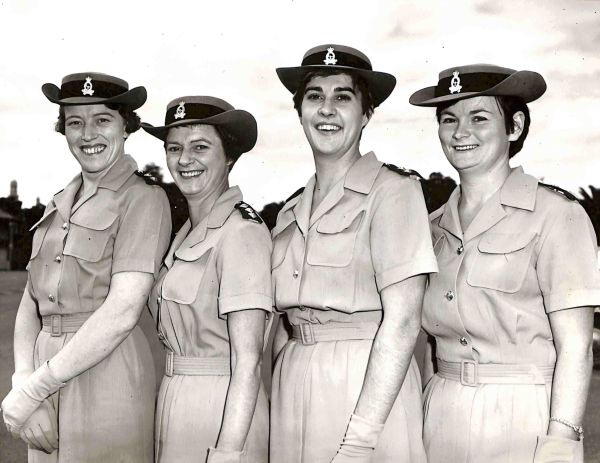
[344,151,382,194]
[98,154,138,192]
[499,166,538,211]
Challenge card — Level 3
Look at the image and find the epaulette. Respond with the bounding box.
[235,201,263,223]
[539,182,577,201]
[383,163,424,181]
[285,187,305,203]
[135,170,160,186]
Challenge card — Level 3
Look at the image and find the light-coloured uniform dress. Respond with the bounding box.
[270,152,437,463]
[26,154,172,463]
[422,167,600,462]
[148,186,272,463]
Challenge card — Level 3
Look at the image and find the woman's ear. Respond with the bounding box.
[362,112,372,129]
[509,111,525,141]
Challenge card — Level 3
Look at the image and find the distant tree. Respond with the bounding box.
[578,186,600,245]
[259,202,284,231]
[421,172,457,213]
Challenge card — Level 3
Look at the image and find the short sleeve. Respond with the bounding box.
[537,201,600,312]
[370,178,438,291]
[112,185,172,275]
[216,219,273,317]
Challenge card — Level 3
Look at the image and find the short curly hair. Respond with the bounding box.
[435,96,531,158]
[292,69,376,119]
[55,103,141,135]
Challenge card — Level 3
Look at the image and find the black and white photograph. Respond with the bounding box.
[1,0,599,461]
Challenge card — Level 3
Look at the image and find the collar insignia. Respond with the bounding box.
[324,47,338,65]
[82,76,95,96]
[449,71,462,94]
[174,101,186,120]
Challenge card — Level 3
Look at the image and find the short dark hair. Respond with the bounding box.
[292,70,375,119]
[55,103,141,135]
[164,124,241,172]
[435,96,531,158]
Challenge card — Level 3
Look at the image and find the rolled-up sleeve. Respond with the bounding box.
[217,220,273,317]
[538,201,600,313]
[112,185,172,275]
[370,178,438,291]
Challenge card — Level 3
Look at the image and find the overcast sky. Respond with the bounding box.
[1,0,599,209]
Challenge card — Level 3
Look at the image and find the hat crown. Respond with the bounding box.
[60,72,129,89]
[300,44,373,70]
[164,96,236,125]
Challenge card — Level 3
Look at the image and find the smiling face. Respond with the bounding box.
[165,124,229,199]
[437,96,523,174]
[300,73,370,159]
[64,104,127,173]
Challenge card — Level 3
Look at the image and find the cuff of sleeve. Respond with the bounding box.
[375,257,438,291]
[218,293,273,316]
[544,289,600,313]
[533,435,583,462]
[111,258,156,275]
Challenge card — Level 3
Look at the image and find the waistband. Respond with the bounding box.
[41,313,92,336]
[437,359,554,387]
[165,351,231,377]
[291,322,379,345]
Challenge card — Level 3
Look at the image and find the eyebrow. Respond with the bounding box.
[305,86,356,94]
[65,112,115,120]
[440,108,493,116]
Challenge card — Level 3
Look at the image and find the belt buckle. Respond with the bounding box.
[165,351,174,377]
[50,314,62,337]
[299,323,315,345]
[460,360,478,387]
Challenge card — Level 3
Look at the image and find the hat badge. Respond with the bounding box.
[174,101,186,120]
[82,76,95,96]
[324,47,338,66]
[449,71,462,94]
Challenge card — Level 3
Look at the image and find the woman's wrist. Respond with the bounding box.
[548,419,583,441]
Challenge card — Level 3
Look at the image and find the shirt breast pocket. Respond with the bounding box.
[162,248,212,305]
[467,232,537,293]
[306,210,364,268]
[63,211,118,262]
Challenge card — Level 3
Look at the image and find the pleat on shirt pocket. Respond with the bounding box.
[467,232,537,293]
[306,209,364,267]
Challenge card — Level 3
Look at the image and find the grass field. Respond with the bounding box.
[0,272,598,461]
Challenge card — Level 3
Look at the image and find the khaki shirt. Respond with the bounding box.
[272,152,438,326]
[148,186,272,358]
[423,166,600,365]
[27,154,172,316]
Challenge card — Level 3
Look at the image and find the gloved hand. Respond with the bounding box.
[533,435,583,463]
[330,414,384,463]
[2,362,64,435]
[206,446,246,463]
[20,399,59,454]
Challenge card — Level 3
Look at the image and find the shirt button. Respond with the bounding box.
[459,337,468,346]
[54,256,62,263]
[48,294,55,302]
[293,269,299,278]
[62,222,68,230]
[445,290,455,301]
[457,245,464,255]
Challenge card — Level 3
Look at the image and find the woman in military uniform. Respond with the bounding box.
[410,64,600,462]
[2,73,172,462]
[270,45,437,463]
[142,96,271,463]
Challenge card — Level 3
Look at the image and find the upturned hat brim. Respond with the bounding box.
[276,65,397,107]
[41,83,147,110]
[141,109,257,155]
[409,70,546,107]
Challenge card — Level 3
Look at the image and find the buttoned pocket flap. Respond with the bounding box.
[162,248,212,304]
[175,244,213,262]
[468,232,537,293]
[63,211,118,262]
[477,232,535,254]
[307,210,364,267]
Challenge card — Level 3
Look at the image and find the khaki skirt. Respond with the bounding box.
[270,338,427,463]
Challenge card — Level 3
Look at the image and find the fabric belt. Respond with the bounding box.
[436,358,554,387]
[165,351,231,377]
[41,313,92,336]
[291,322,379,345]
